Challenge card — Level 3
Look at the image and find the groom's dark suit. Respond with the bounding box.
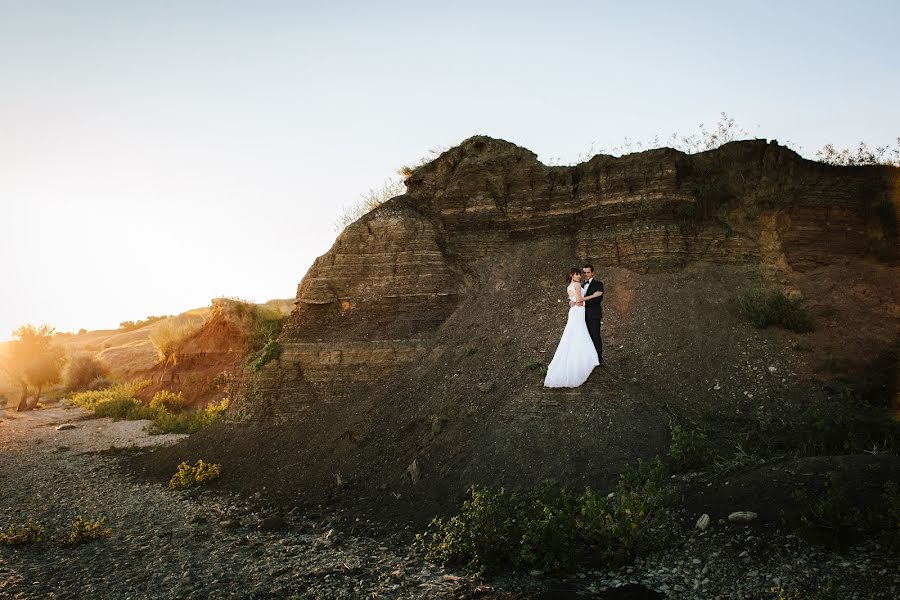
[582,278,603,362]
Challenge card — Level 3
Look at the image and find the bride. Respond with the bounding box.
[543,268,601,388]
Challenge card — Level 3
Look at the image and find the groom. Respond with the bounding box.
[581,264,603,364]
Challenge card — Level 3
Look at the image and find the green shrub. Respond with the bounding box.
[416,464,677,576]
[55,516,112,547]
[249,339,282,372]
[415,423,721,575]
[168,459,221,490]
[149,390,187,412]
[70,380,151,411]
[92,396,153,420]
[667,425,716,471]
[618,455,667,491]
[0,519,45,545]
[739,289,814,332]
[62,352,108,392]
[802,387,899,455]
[794,471,863,534]
[152,398,229,434]
[213,297,288,356]
[72,381,227,434]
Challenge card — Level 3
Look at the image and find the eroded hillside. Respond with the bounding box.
[136,136,899,523]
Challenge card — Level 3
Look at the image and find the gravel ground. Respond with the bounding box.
[0,404,475,599]
[1,403,897,599]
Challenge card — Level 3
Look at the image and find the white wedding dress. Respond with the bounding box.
[543,282,600,388]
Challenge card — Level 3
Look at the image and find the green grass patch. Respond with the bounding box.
[739,289,814,332]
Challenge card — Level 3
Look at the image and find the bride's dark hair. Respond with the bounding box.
[566,267,582,283]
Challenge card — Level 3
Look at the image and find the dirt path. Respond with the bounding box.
[0,403,473,599]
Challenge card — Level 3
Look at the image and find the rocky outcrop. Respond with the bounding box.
[145,136,897,523]
[240,136,898,419]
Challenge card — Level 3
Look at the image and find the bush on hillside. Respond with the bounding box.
[739,289,814,332]
[249,339,282,371]
[212,297,289,356]
[62,352,108,392]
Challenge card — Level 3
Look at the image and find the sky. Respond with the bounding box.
[1,1,898,340]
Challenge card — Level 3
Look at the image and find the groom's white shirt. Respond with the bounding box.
[582,278,592,289]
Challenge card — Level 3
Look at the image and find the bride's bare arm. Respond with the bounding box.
[574,284,585,306]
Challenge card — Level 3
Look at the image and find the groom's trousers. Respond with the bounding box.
[585,313,602,361]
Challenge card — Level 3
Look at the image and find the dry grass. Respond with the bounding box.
[149,315,205,366]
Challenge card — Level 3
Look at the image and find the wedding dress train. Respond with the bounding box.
[543,282,600,388]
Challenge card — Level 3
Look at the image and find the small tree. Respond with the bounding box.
[4,325,65,411]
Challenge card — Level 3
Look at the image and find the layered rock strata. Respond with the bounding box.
[240,136,898,419]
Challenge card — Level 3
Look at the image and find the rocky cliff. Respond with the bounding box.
[246,136,896,410]
[143,136,899,522]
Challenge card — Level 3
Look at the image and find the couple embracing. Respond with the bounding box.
[543,264,604,388]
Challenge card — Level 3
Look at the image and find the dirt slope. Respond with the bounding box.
[132,137,899,525]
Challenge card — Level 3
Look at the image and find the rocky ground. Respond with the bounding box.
[1,403,897,599]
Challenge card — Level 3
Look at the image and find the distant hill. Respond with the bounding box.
[0,299,293,405]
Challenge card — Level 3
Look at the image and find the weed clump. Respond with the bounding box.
[0,519,45,545]
[55,516,112,547]
[168,460,221,490]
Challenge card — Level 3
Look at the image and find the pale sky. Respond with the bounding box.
[1,1,898,340]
